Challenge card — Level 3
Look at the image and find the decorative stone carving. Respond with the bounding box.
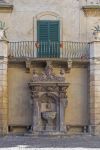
[29,65,69,135]
[60,86,68,92]
[32,92,39,99]
[41,111,56,131]
[47,86,59,92]
[60,92,67,99]
[92,25,100,41]
[39,94,57,131]
[32,64,65,82]
[60,68,65,76]
[0,21,7,41]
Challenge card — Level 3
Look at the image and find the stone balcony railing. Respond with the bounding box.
[8,41,90,61]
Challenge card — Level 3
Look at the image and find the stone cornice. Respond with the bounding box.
[82,5,100,17]
[0,1,13,13]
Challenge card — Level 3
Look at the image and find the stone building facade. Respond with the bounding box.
[0,0,100,135]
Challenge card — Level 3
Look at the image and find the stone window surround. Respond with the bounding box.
[33,11,63,57]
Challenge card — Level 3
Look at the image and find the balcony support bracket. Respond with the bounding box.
[46,60,52,67]
[66,59,72,73]
[25,59,31,73]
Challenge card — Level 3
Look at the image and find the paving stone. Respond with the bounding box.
[0,135,99,149]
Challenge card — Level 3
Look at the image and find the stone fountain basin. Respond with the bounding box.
[41,111,56,120]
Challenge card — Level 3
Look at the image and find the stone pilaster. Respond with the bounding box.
[90,40,100,135]
[59,87,68,132]
[0,40,8,135]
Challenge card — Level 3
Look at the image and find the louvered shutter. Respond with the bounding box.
[49,21,60,57]
[37,21,49,42]
[37,21,60,57]
[37,21,49,57]
[49,21,60,42]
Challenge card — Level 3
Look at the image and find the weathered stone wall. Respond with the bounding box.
[0,0,99,135]
[0,41,8,135]
[8,64,88,133]
[65,67,88,125]
[90,41,100,135]
[0,0,99,42]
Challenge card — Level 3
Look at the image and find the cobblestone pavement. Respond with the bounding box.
[0,135,100,149]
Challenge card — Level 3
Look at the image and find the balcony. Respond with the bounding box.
[8,41,90,62]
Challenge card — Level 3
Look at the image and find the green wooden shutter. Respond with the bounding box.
[49,21,60,57]
[49,21,60,42]
[37,21,49,57]
[37,21,49,42]
[37,21,60,58]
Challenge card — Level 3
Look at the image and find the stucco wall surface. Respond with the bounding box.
[8,65,88,126]
[8,65,32,126]
[0,0,99,42]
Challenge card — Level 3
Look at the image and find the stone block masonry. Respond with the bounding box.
[0,40,8,135]
[90,40,100,135]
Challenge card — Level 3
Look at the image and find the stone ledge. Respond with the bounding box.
[83,5,100,9]
[0,1,13,13]
[82,5,100,16]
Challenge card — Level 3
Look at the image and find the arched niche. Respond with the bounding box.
[39,93,60,131]
[40,93,59,112]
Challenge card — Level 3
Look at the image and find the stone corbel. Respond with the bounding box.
[46,60,52,67]
[66,59,72,73]
[25,59,31,73]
